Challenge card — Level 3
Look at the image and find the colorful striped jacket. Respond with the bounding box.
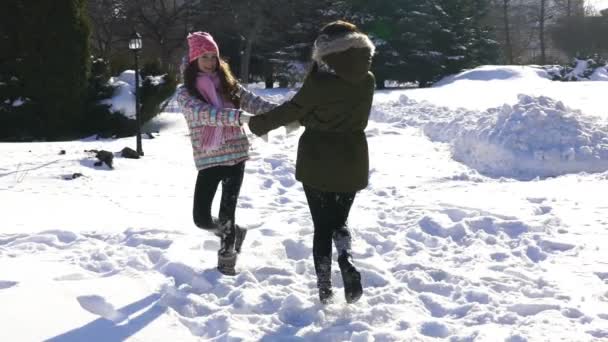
[176,84,277,170]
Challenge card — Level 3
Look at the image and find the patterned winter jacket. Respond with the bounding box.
[176,85,276,170]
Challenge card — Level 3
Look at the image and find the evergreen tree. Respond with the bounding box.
[2,0,91,139]
[349,0,497,87]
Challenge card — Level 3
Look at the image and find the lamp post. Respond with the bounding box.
[129,31,143,156]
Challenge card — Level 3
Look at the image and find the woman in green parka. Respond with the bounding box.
[244,20,375,304]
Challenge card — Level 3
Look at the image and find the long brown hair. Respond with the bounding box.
[183,57,240,108]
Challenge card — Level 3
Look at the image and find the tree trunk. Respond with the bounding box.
[240,38,254,83]
[503,0,513,64]
[264,60,274,88]
[539,0,547,64]
[239,17,263,83]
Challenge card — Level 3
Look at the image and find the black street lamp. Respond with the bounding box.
[129,31,144,156]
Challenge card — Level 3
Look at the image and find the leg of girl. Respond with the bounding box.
[192,167,223,230]
[217,162,246,275]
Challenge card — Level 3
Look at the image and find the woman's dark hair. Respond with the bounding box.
[309,20,361,75]
[183,57,240,108]
[319,20,360,36]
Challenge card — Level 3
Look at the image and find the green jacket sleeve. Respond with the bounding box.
[248,75,318,136]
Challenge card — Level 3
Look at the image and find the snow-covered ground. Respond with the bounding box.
[1,66,608,341]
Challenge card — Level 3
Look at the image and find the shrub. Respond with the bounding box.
[140,72,177,123]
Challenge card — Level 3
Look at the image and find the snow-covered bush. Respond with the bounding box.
[544,57,608,81]
[273,60,308,88]
[102,68,176,134]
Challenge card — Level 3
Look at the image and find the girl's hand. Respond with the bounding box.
[238,110,254,125]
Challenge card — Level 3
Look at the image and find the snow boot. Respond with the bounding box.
[234,225,247,254]
[315,256,333,304]
[217,250,237,276]
[338,253,362,304]
[319,287,334,304]
[217,222,237,275]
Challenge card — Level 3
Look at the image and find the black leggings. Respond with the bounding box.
[192,162,245,229]
[303,184,356,285]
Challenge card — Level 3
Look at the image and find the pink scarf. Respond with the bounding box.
[195,72,242,150]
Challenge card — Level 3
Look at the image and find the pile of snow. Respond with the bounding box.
[372,93,608,179]
[443,95,608,179]
[433,65,551,87]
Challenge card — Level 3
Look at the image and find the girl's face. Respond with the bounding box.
[197,52,218,73]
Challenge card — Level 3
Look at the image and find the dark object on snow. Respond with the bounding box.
[121,147,140,159]
[63,172,83,180]
[94,150,114,168]
[145,132,155,139]
[59,150,66,155]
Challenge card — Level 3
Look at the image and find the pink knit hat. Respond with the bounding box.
[187,32,219,63]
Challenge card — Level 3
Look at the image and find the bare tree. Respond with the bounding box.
[539,0,548,64]
[88,0,130,59]
[128,0,198,70]
[502,0,514,63]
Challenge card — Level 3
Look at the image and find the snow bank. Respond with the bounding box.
[434,66,550,87]
[372,94,608,179]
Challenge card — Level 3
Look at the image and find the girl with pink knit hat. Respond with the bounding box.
[176,31,278,275]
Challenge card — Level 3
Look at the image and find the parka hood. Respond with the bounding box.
[312,32,375,83]
[322,47,373,82]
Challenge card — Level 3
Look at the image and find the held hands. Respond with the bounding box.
[238,110,254,125]
[238,110,268,142]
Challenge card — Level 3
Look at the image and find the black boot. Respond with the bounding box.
[338,253,362,304]
[234,225,247,254]
[217,250,237,275]
[319,287,334,304]
[217,223,237,275]
[315,256,334,304]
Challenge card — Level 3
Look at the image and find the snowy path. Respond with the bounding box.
[1,91,608,340]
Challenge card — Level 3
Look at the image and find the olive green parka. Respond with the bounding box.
[249,47,375,192]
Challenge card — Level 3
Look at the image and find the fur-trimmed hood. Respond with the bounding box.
[312,32,375,64]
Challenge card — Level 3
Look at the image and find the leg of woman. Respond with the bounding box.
[192,167,222,229]
[332,192,362,304]
[332,192,356,257]
[303,185,336,303]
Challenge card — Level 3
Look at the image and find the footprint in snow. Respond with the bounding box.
[0,280,18,289]
[595,272,608,281]
[419,321,451,338]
